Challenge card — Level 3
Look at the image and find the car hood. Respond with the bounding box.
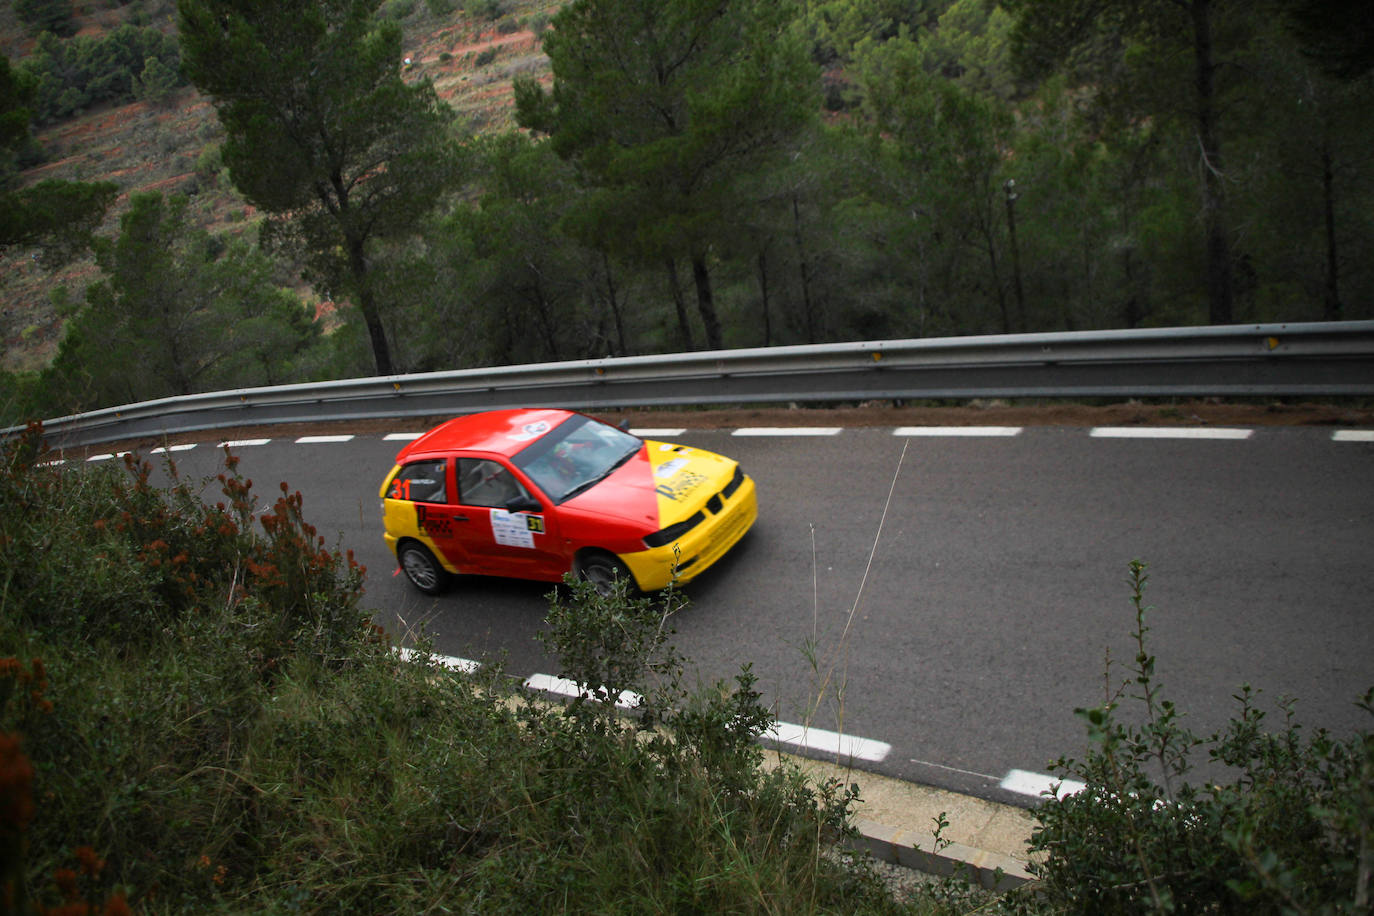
[564,439,739,528]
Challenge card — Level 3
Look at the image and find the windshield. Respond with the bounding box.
[512,415,642,504]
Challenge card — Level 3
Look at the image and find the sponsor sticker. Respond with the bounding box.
[656,469,708,501]
[654,457,688,479]
[415,505,453,538]
[491,510,536,548]
[508,420,550,442]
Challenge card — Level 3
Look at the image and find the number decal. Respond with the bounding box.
[390,478,411,500]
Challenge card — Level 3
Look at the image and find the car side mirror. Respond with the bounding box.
[505,495,542,513]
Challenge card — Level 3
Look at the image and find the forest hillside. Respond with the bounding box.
[2,0,1371,424]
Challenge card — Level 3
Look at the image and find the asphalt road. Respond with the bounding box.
[134,421,1373,805]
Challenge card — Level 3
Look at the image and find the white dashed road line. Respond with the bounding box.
[1089,426,1252,440]
[151,444,197,454]
[763,722,892,763]
[524,673,644,710]
[219,438,271,448]
[999,768,1086,800]
[630,428,687,437]
[384,432,424,441]
[396,648,480,673]
[1333,429,1374,442]
[894,426,1023,437]
[732,427,843,437]
[296,435,355,444]
[391,652,1085,799]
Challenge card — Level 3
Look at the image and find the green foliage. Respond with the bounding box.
[38,192,325,415]
[915,0,1018,99]
[803,0,937,64]
[407,132,628,367]
[0,55,117,269]
[12,0,76,37]
[1286,0,1374,80]
[177,0,467,376]
[854,37,1020,333]
[471,0,503,19]
[1025,561,1374,914]
[0,178,119,268]
[133,54,179,104]
[516,0,821,351]
[16,24,183,123]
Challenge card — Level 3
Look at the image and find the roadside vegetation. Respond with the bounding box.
[3,0,1373,425]
[2,425,1370,913]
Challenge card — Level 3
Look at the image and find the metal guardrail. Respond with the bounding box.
[10,321,1374,449]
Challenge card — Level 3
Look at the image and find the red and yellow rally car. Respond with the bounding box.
[379,408,757,595]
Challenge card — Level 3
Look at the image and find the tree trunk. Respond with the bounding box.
[1004,179,1026,333]
[1320,143,1343,321]
[347,236,394,375]
[602,251,627,354]
[691,254,723,350]
[664,258,696,351]
[756,246,772,347]
[791,196,817,343]
[1191,0,1233,325]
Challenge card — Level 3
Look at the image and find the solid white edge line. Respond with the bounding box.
[1000,768,1086,799]
[524,673,643,710]
[219,439,271,447]
[296,435,355,444]
[732,427,843,437]
[384,432,424,441]
[1333,430,1374,442]
[894,426,1022,437]
[396,647,480,673]
[631,428,687,437]
[763,722,892,763]
[1089,427,1253,440]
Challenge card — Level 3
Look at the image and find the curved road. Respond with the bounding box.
[126,420,1373,804]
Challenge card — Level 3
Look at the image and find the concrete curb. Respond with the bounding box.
[849,818,1034,891]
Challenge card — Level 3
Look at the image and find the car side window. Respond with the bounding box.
[388,460,448,503]
[458,458,529,509]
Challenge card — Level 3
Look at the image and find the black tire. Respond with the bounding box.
[398,541,448,595]
[576,551,636,598]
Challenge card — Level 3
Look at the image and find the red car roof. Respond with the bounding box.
[395,408,575,461]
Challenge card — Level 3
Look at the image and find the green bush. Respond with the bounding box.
[471,0,502,20]
[1022,562,1374,914]
[12,0,75,37]
[18,25,184,124]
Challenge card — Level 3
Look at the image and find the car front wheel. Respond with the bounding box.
[398,541,448,595]
[576,551,635,598]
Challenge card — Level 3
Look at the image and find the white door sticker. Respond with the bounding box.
[490,510,535,548]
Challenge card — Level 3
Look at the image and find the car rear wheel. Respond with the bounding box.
[576,551,636,598]
[398,541,448,595]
